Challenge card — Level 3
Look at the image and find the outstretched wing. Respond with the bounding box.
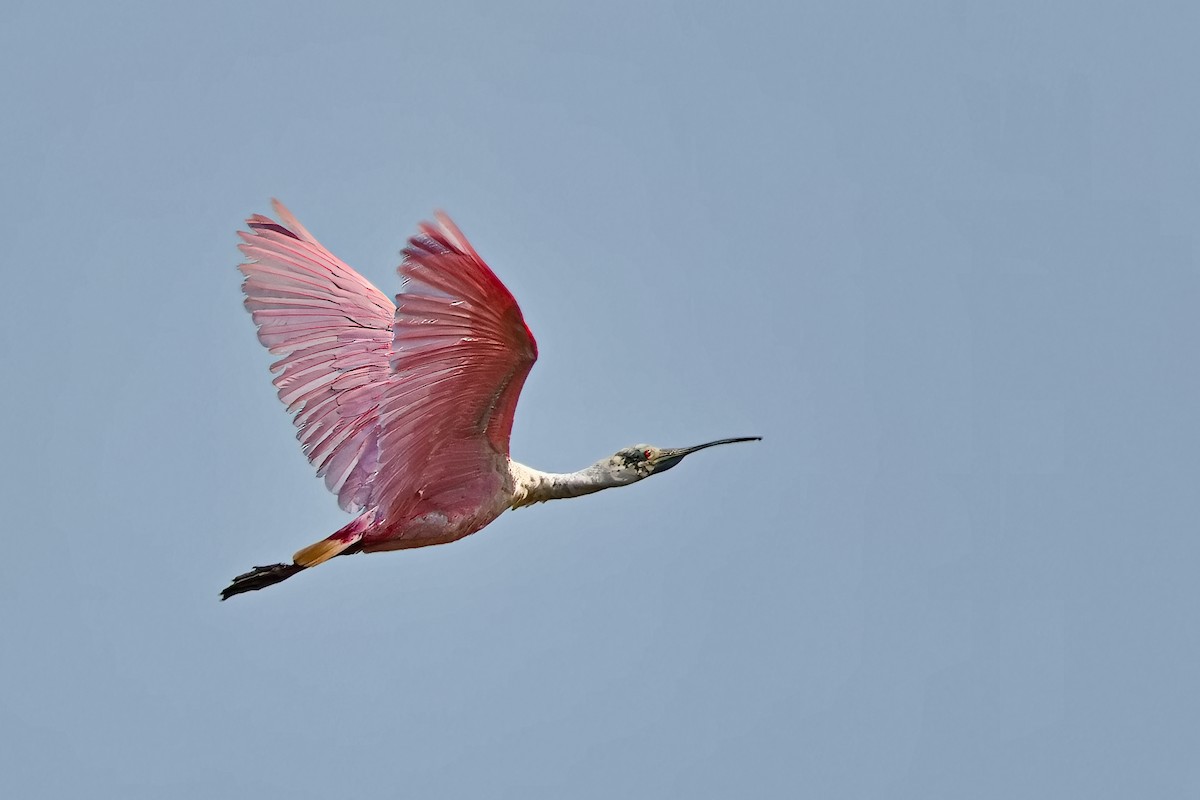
[372,213,538,520]
[237,200,395,513]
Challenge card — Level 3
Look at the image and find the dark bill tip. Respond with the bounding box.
[673,436,762,455]
[652,436,762,473]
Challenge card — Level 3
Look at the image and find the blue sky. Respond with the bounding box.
[2,1,1198,797]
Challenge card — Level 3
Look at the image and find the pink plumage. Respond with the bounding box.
[224,201,758,599]
[238,201,398,514]
[234,201,535,579]
[374,211,538,531]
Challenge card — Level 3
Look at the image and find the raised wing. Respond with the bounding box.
[372,213,538,519]
[237,200,395,513]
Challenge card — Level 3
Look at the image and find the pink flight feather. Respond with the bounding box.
[237,201,537,522]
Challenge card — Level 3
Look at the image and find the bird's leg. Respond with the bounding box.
[220,515,373,600]
[219,538,368,600]
[219,535,368,600]
[220,563,306,600]
[293,535,358,568]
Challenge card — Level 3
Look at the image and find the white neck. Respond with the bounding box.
[508,460,628,509]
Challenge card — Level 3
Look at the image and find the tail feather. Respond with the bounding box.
[220,563,305,601]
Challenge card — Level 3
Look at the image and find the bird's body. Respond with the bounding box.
[222,201,758,599]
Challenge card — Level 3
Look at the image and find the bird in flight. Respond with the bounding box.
[222,201,760,599]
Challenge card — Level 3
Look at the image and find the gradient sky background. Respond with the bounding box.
[2,1,1198,797]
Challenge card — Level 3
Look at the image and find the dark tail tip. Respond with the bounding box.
[220,563,305,601]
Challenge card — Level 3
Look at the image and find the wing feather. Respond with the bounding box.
[373,213,537,520]
[238,200,395,513]
[238,204,535,523]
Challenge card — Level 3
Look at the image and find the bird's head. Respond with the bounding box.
[601,437,762,484]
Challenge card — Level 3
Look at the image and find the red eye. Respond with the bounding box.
[643,449,652,459]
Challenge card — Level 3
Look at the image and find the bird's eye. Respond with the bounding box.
[643,449,652,459]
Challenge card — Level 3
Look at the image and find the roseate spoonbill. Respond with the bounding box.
[221,201,760,600]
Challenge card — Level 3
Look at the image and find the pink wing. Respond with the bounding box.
[372,213,538,520]
[237,200,396,513]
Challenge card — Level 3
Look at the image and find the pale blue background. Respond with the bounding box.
[2,1,1198,797]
